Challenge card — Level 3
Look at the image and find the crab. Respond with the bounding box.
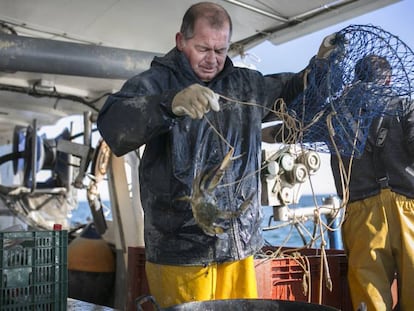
[181,148,252,236]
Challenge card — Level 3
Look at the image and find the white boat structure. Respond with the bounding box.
[0,1,401,310]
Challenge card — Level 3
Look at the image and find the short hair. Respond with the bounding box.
[354,55,392,83]
[180,2,232,40]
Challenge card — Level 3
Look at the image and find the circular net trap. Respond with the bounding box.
[286,24,414,157]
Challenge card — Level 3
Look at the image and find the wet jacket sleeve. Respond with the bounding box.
[261,70,306,122]
[97,69,178,156]
[260,57,330,123]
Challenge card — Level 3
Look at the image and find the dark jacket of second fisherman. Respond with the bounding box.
[97,47,310,266]
[331,97,414,203]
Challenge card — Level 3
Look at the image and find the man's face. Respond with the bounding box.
[176,18,230,82]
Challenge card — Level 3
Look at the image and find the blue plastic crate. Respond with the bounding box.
[0,230,68,310]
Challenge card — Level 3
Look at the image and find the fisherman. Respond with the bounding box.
[330,55,414,311]
[97,2,336,308]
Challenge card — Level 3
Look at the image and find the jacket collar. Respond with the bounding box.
[151,47,235,85]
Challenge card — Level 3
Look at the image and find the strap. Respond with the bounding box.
[372,115,391,188]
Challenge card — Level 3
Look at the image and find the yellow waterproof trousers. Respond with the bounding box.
[342,189,414,311]
[145,255,258,308]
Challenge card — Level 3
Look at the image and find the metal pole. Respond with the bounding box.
[0,33,162,79]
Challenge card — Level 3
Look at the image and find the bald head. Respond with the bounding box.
[180,2,233,40]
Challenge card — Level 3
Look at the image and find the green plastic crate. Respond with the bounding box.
[0,230,68,310]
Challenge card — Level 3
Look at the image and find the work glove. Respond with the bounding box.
[317,33,337,59]
[172,84,220,119]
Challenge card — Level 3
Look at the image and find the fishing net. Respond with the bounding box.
[286,24,414,156]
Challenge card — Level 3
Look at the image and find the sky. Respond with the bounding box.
[240,0,414,195]
[245,0,413,74]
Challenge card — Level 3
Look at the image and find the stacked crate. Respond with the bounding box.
[0,230,68,310]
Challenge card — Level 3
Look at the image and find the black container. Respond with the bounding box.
[136,296,340,311]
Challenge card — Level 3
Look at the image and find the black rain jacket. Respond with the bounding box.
[331,97,414,202]
[97,48,308,265]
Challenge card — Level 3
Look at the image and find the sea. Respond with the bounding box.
[71,194,343,249]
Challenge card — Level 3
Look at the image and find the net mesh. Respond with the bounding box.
[287,24,414,156]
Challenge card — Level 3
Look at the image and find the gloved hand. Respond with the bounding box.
[172,84,220,119]
[317,33,337,59]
